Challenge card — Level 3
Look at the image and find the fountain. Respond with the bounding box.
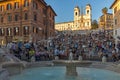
[53,51,92,76]
[0,48,26,76]
[9,50,120,80]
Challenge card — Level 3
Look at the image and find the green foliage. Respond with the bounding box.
[91,20,98,29]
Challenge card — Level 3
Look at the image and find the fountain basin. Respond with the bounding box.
[10,67,120,80]
[53,60,92,67]
[2,62,24,76]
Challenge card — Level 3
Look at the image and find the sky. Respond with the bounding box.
[45,0,114,23]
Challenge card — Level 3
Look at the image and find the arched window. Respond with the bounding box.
[14,2,19,9]
[24,0,29,7]
[0,5,4,12]
[87,10,89,14]
[75,12,77,16]
[7,3,12,10]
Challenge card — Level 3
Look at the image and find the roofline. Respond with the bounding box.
[110,0,117,9]
[55,21,74,24]
[100,13,113,18]
[38,0,48,7]
[47,5,57,16]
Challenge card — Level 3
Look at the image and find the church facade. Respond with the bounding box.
[55,4,92,31]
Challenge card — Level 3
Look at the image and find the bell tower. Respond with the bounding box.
[85,4,92,29]
[86,4,91,18]
[74,6,80,21]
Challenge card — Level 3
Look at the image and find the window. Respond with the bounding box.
[33,2,38,9]
[15,14,19,21]
[114,7,117,14]
[0,5,4,12]
[14,27,19,36]
[75,12,77,16]
[23,26,29,35]
[0,29,1,36]
[43,19,46,26]
[24,0,29,7]
[7,28,11,36]
[8,14,12,22]
[33,27,35,33]
[43,8,46,14]
[0,28,4,36]
[50,12,51,17]
[24,13,28,20]
[7,3,12,10]
[34,14,37,21]
[36,28,38,33]
[115,19,117,25]
[52,16,54,20]
[115,30,117,35]
[14,2,19,9]
[87,22,89,26]
[87,10,89,14]
[1,17,3,23]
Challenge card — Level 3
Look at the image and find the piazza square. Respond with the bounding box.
[0,0,120,80]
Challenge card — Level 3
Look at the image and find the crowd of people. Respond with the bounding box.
[5,30,120,62]
[51,30,120,61]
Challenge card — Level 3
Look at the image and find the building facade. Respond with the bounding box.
[55,4,92,32]
[0,0,56,45]
[110,0,120,45]
[98,13,113,30]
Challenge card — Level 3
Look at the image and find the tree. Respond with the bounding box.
[102,7,108,30]
[91,20,98,29]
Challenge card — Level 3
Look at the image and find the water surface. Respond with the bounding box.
[10,67,120,80]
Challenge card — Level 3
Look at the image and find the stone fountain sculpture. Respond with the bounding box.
[53,51,92,76]
[0,48,27,76]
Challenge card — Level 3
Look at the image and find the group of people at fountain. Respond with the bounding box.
[6,41,52,61]
[5,30,120,62]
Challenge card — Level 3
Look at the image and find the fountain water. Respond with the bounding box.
[69,52,73,61]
